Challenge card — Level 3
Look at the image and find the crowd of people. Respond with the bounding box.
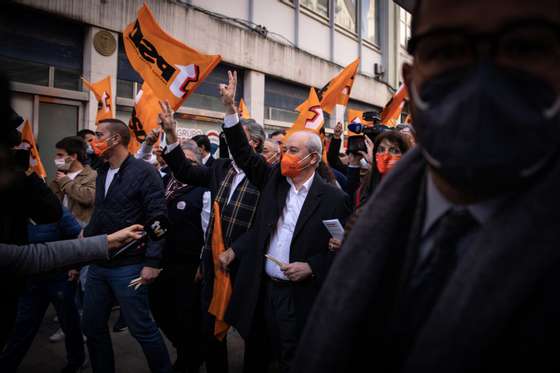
[1,0,560,372]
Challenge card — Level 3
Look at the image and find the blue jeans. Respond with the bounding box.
[82,264,172,373]
[0,274,85,372]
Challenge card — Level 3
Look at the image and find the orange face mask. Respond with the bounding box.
[281,152,315,179]
[91,136,116,157]
[376,153,402,175]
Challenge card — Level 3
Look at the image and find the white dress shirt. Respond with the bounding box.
[202,153,211,165]
[201,191,212,237]
[266,173,315,280]
[227,161,246,205]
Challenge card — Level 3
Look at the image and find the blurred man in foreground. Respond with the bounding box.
[293,1,560,372]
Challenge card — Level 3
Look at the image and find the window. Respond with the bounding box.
[182,64,244,112]
[54,68,81,91]
[0,56,49,87]
[117,35,142,98]
[0,4,83,90]
[335,0,357,33]
[265,77,309,123]
[361,0,378,44]
[300,0,330,18]
[117,79,135,99]
[348,98,381,114]
[400,7,412,47]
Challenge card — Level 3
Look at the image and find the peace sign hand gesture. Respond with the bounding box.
[158,100,178,145]
[219,70,238,115]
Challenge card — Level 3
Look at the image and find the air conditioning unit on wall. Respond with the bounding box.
[374,63,385,78]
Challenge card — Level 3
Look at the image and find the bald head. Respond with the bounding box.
[286,131,323,157]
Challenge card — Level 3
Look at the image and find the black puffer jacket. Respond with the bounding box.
[84,155,166,268]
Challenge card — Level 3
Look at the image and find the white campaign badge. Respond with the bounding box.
[176,201,186,210]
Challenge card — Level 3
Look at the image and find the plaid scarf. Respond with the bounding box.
[205,165,260,248]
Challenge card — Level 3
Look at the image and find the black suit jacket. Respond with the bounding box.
[223,123,351,339]
[293,147,560,373]
[163,146,231,202]
[204,154,215,167]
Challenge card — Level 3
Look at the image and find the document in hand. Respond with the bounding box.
[265,254,288,268]
[322,219,344,241]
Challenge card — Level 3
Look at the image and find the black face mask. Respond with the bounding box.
[411,64,560,192]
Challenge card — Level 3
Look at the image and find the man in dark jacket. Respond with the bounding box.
[149,139,210,373]
[217,71,351,373]
[0,84,62,350]
[192,134,215,166]
[159,100,265,373]
[292,1,560,373]
[82,118,172,373]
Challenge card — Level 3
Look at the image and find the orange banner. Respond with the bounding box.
[347,108,363,124]
[82,76,113,122]
[128,82,162,154]
[238,98,250,119]
[346,108,364,137]
[287,87,325,139]
[19,120,47,177]
[380,84,408,127]
[208,202,232,341]
[315,58,360,114]
[123,4,221,110]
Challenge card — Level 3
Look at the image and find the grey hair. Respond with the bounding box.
[181,139,203,165]
[240,118,266,153]
[264,139,280,152]
[305,132,323,158]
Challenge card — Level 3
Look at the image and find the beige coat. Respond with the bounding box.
[49,166,97,224]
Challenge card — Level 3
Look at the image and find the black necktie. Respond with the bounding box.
[399,208,479,344]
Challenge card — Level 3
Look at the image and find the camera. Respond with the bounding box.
[362,111,381,124]
[346,135,367,155]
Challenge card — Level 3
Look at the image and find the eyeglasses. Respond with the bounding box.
[407,19,560,76]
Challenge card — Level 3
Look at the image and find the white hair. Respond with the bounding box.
[304,132,323,156]
[181,139,203,165]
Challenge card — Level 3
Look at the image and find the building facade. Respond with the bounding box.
[3,0,411,178]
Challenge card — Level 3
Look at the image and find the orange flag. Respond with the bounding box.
[128,82,162,154]
[380,84,408,127]
[82,76,113,122]
[238,98,250,119]
[287,87,324,139]
[208,201,232,341]
[346,109,365,137]
[123,4,221,110]
[347,108,363,124]
[19,120,47,177]
[312,58,360,114]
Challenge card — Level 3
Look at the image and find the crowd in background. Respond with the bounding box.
[1,0,560,373]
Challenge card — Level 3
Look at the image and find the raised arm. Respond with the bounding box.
[158,100,213,187]
[327,123,347,174]
[220,70,272,190]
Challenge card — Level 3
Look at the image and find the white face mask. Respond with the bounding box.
[54,157,71,171]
